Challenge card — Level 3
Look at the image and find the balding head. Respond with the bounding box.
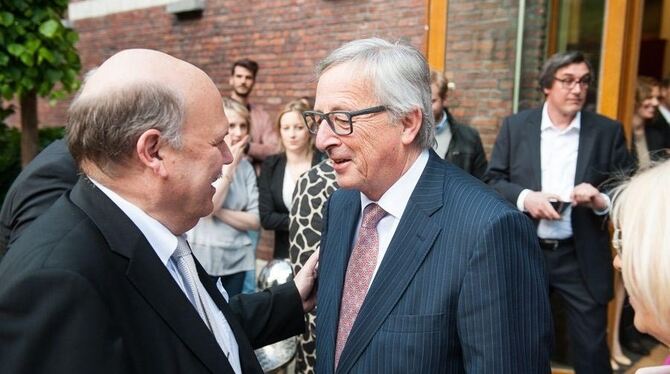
[67,49,218,175]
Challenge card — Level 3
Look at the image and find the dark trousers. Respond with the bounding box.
[542,242,612,374]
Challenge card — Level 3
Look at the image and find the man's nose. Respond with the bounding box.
[315,119,337,152]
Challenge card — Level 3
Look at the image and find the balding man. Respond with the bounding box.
[0,50,317,374]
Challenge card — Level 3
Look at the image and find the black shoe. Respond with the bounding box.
[622,339,650,356]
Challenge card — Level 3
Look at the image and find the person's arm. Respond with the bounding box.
[213,160,260,231]
[482,117,526,203]
[228,251,318,348]
[457,210,552,373]
[258,158,290,231]
[247,110,280,161]
[470,131,488,180]
[0,269,125,373]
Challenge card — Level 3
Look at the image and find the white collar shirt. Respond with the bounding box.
[537,103,580,239]
[90,178,242,374]
[432,110,452,158]
[659,104,670,125]
[357,149,429,288]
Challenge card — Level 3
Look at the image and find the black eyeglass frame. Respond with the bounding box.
[302,105,388,135]
[553,75,592,90]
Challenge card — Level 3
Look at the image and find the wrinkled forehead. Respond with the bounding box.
[315,63,375,111]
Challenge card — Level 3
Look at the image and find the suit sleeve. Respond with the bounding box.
[484,118,527,204]
[258,158,289,231]
[457,210,552,373]
[228,281,305,348]
[0,269,126,373]
[471,131,488,180]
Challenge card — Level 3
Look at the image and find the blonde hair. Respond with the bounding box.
[223,98,252,133]
[611,159,670,334]
[275,98,314,153]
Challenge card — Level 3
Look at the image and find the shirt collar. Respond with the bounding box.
[435,109,449,133]
[659,104,670,122]
[89,178,179,266]
[541,102,581,133]
[360,149,429,220]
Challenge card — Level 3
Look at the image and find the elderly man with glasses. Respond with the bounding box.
[308,37,552,374]
[485,51,634,373]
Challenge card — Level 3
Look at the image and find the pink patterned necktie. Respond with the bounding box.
[335,203,388,368]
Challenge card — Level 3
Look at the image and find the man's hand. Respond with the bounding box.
[571,183,607,211]
[524,191,562,220]
[293,250,319,312]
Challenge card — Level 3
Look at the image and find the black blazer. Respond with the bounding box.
[444,111,488,179]
[484,108,633,304]
[0,139,78,256]
[0,178,305,373]
[258,152,322,259]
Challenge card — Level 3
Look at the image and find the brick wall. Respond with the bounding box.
[11,0,426,130]
[9,0,551,153]
[444,0,547,154]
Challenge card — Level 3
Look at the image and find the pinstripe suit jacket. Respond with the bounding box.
[315,150,552,373]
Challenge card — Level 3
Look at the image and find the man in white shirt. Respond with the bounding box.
[0,49,317,374]
[486,51,633,374]
[229,58,280,173]
[309,37,552,374]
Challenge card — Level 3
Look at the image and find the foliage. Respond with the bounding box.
[0,0,81,102]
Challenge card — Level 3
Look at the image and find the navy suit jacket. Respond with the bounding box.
[316,150,552,373]
[484,108,633,304]
[0,178,304,373]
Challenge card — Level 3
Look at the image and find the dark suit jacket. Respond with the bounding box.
[484,108,633,304]
[258,152,321,259]
[645,114,670,161]
[316,150,552,373]
[0,178,305,373]
[444,111,488,179]
[0,139,78,256]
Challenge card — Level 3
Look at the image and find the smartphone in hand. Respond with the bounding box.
[548,198,569,214]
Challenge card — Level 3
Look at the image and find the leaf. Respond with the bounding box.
[7,43,25,57]
[38,19,59,38]
[26,38,41,53]
[65,30,79,44]
[0,53,8,66]
[20,53,34,67]
[37,46,54,63]
[45,69,63,84]
[0,12,14,27]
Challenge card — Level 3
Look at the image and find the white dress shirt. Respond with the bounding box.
[432,110,452,158]
[516,103,609,239]
[659,104,670,126]
[90,179,242,374]
[357,149,429,287]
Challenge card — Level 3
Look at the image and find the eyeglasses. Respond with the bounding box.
[302,105,387,135]
[554,76,592,90]
[612,227,623,256]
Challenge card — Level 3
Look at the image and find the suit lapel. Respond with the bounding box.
[318,190,361,373]
[195,260,264,373]
[70,179,231,374]
[336,153,443,374]
[526,109,543,190]
[574,111,595,184]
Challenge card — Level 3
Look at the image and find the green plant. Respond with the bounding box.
[0,0,80,164]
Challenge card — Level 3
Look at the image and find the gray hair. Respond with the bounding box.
[67,80,185,175]
[316,38,434,149]
[538,51,594,91]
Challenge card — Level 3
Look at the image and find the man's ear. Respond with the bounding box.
[136,129,167,177]
[229,75,234,87]
[400,107,423,145]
